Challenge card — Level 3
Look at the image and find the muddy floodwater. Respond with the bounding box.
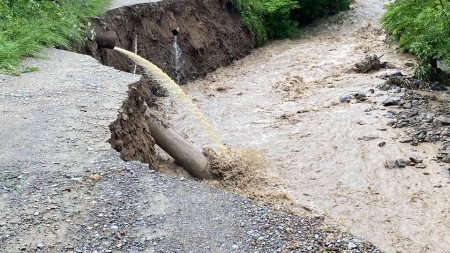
[159,0,450,252]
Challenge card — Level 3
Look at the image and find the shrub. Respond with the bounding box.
[290,0,353,25]
[228,0,299,45]
[229,0,352,46]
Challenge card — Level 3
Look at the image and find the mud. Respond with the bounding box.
[204,147,294,210]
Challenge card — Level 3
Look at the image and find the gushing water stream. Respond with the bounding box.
[113,47,226,153]
[171,35,183,84]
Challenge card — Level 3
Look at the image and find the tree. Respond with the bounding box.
[380,0,450,82]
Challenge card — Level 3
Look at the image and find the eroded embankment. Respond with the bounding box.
[83,0,255,170]
[84,0,254,82]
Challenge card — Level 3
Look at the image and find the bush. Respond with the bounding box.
[228,0,299,45]
[380,0,450,82]
[290,0,352,24]
[0,0,110,74]
[229,0,352,46]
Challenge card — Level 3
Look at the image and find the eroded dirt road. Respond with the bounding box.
[167,0,450,252]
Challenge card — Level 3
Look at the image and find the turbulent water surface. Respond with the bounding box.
[163,1,450,252]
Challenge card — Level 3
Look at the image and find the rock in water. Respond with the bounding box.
[408,153,423,163]
[386,160,399,169]
[396,159,406,168]
[416,163,426,169]
[430,82,448,91]
[340,94,351,103]
[399,136,413,143]
[383,97,399,106]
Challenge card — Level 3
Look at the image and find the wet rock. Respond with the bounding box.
[399,136,413,143]
[340,94,352,103]
[382,97,399,106]
[378,83,390,91]
[416,163,426,169]
[386,160,399,169]
[408,153,423,163]
[354,92,368,101]
[391,86,401,93]
[430,82,448,91]
[396,159,406,168]
[403,103,412,109]
[443,155,450,163]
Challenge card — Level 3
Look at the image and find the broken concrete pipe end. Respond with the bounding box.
[95,31,117,49]
[143,109,212,180]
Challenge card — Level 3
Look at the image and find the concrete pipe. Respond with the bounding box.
[95,30,117,49]
[143,109,211,180]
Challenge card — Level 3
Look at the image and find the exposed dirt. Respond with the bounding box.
[83,0,254,83]
[108,77,159,167]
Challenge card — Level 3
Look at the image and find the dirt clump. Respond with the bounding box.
[109,77,163,169]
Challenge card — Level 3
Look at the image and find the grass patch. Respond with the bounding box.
[0,0,110,75]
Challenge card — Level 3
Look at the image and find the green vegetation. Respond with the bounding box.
[0,0,110,74]
[290,0,353,24]
[228,0,352,45]
[380,0,450,82]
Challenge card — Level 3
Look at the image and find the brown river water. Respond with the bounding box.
[158,0,450,252]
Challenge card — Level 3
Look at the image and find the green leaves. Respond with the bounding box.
[229,0,297,45]
[290,0,352,24]
[229,0,351,45]
[380,0,450,81]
